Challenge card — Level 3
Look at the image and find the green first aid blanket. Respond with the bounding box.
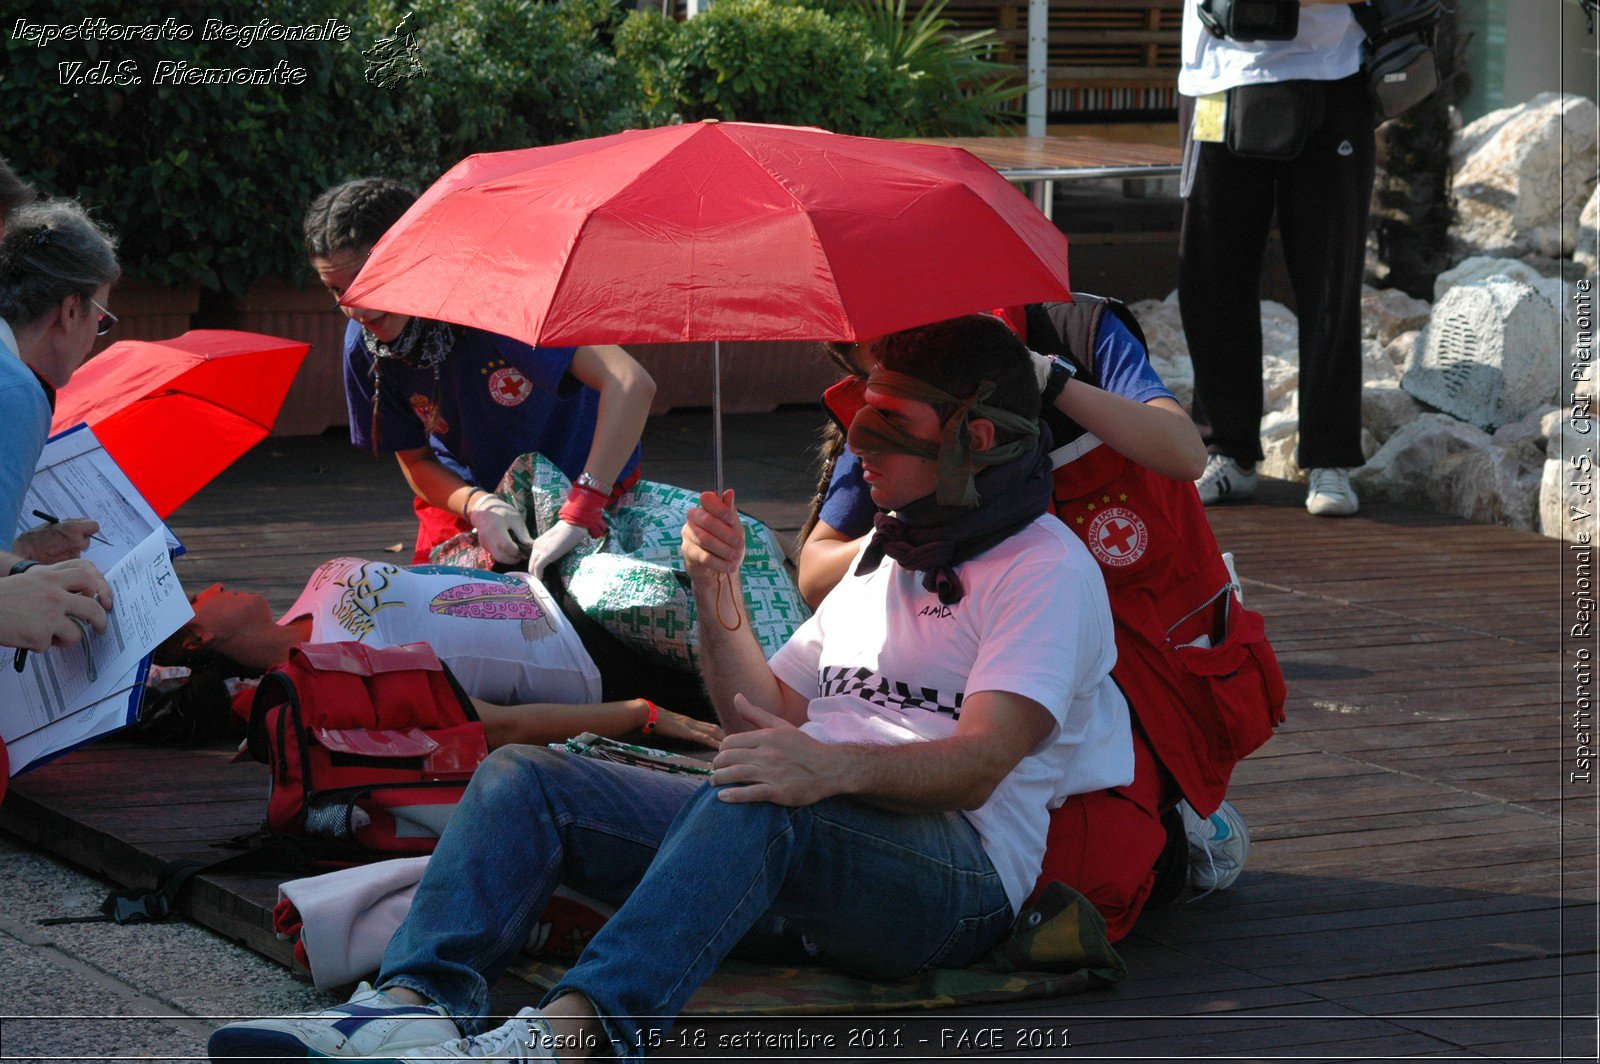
[509,882,1125,1015]
[431,454,810,670]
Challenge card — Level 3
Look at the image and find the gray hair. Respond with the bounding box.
[0,199,120,328]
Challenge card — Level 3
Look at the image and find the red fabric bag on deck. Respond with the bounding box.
[246,641,486,856]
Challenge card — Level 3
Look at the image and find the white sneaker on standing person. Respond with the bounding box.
[1305,467,1359,517]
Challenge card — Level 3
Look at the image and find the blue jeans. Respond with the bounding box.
[379,746,1015,1059]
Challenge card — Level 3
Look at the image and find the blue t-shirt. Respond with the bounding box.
[817,313,1171,539]
[343,321,642,491]
[0,342,50,549]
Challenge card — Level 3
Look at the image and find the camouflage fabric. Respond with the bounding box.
[507,882,1123,1016]
[431,454,809,670]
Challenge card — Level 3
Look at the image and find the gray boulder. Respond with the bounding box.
[1401,278,1561,430]
[1451,93,1600,259]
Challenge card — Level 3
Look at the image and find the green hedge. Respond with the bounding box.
[2,0,1015,297]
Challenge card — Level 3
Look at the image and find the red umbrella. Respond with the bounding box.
[344,121,1070,346]
[51,330,310,517]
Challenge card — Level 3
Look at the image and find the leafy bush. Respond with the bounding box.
[848,0,1024,136]
[2,0,352,295]
[2,0,1013,296]
[615,0,1018,136]
[617,0,898,133]
[358,0,644,190]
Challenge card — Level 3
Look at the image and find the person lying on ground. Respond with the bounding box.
[0,559,112,652]
[306,178,655,577]
[204,312,1134,1064]
[151,557,720,751]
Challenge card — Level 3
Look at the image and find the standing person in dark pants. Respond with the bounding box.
[1179,0,1374,517]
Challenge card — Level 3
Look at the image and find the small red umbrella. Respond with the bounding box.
[345,121,1070,347]
[51,330,310,517]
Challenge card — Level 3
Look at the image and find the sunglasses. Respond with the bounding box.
[87,295,117,337]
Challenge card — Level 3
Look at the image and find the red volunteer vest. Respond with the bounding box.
[1047,437,1286,813]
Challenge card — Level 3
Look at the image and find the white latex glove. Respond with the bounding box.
[527,519,593,579]
[466,492,535,566]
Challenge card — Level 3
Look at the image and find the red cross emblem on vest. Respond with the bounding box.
[487,366,532,407]
[1087,506,1149,568]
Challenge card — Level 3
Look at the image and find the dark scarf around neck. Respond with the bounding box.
[854,436,1053,605]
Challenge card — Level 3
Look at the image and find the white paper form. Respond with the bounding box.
[2,662,145,778]
[0,526,193,769]
[14,425,183,562]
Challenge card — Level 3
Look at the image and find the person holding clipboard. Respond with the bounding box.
[0,198,120,654]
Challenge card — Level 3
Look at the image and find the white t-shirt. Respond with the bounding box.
[284,558,601,705]
[1179,0,1365,97]
[768,517,1134,915]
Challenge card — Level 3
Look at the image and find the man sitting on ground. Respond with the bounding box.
[207,314,1134,1063]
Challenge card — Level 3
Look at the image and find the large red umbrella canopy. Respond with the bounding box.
[344,121,1070,346]
[51,330,310,517]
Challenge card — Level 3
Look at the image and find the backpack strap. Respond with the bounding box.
[39,837,332,926]
[1033,293,1155,388]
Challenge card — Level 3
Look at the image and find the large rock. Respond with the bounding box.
[1579,186,1600,277]
[1362,288,1432,345]
[1429,441,1546,531]
[1384,330,1421,373]
[1352,413,1493,500]
[1451,93,1600,259]
[1361,381,1424,444]
[1434,255,1570,320]
[1492,404,1562,450]
[1362,338,1401,384]
[1129,299,1188,364]
[1401,278,1561,430]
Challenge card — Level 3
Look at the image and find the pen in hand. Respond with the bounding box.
[14,616,96,676]
[31,510,112,546]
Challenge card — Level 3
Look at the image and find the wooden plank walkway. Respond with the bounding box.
[2,410,1592,1062]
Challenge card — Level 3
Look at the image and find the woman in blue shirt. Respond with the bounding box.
[305,179,655,577]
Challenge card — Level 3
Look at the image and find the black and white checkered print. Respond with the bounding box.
[818,665,964,720]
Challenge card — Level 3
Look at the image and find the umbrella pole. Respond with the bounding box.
[710,339,743,632]
[712,339,725,494]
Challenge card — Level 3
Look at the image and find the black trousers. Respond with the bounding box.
[1178,73,1375,469]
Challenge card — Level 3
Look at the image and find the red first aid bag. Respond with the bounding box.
[246,642,487,855]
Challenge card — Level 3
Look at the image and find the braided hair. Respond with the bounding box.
[796,341,869,550]
[304,177,422,452]
[0,199,119,328]
[303,177,416,260]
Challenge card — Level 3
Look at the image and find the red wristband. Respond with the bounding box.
[558,484,608,537]
[640,700,660,734]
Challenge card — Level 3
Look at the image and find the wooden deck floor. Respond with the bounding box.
[2,410,1593,1062]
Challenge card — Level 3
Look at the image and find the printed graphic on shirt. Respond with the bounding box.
[313,559,406,640]
[1087,506,1150,568]
[483,359,532,407]
[819,664,964,719]
[409,393,449,436]
[417,566,554,640]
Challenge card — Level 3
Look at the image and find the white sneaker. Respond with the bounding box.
[400,1008,556,1063]
[1179,799,1250,894]
[208,981,460,1060]
[1196,454,1259,505]
[1305,468,1359,517]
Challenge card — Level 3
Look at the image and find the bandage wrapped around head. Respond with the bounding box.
[847,369,1041,508]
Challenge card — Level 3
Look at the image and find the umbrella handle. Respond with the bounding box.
[715,572,743,633]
